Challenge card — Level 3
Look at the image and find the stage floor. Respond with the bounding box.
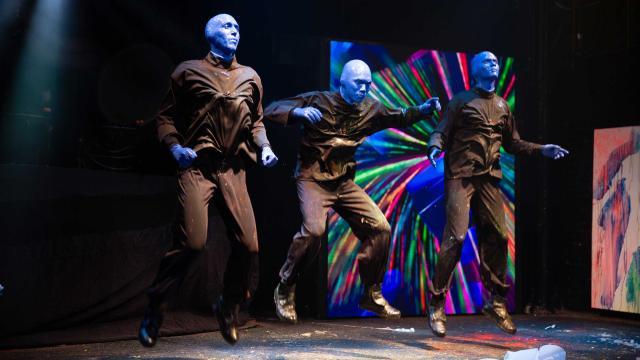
[2,312,639,359]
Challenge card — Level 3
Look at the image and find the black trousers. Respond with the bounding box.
[431,175,510,298]
[147,154,259,307]
[279,178,391,287]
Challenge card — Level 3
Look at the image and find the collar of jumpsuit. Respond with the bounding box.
[206,51,240,70]
[473,86,496,99]
[334,91,367,114]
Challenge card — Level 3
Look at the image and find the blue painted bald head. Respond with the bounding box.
[470,51,499,84]
[339,59,372,105]
[204,14,239,62]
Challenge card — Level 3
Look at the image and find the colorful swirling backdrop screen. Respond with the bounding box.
[327,40,517,317]
[592,126,640,314]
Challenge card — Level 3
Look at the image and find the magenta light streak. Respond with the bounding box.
[503,74,516,100]
[431,51,453,100]
[457,52,470,90]
[409,62,433,99]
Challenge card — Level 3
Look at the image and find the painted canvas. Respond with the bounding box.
[592,126,640,314]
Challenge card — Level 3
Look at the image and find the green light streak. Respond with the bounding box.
[497,57,513,94]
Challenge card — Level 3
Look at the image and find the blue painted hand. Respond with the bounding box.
[170,144,198,169]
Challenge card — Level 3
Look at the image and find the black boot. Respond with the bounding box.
[428,294,446,337]
[138,301,166,347]
[359,284,401,319]
[215,296,239,344]
[274,282,297,323]
[482,295,517,334]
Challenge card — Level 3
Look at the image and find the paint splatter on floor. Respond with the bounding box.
[1,312,638,359]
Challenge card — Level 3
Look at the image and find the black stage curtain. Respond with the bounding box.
[0,165,241,348]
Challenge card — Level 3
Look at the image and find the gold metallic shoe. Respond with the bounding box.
[274,282,298,323]
[215,296,239,344]
[359,284,401,319]
[138,301,166,347]
[428,295,446,337]
[482,295,517,335]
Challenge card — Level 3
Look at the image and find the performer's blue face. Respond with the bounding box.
[471,51,499,82]
[340,60,372,105]
[205,14,240,56]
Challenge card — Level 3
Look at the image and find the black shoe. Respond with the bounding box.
[215,296,239,344]
[138,302,166,348]
[274,282,297,323]
[482,295,517,335]
[428,295,446,337]
[359,284,401,319]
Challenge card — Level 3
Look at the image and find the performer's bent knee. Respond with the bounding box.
[376,219,392,235]
[446,234,466,244]
[367,217,391,235]
[184,231,208,251]
[235,234,259,253]
[303,223,327,240]
[187,238,207,251]
[246,244,259,254]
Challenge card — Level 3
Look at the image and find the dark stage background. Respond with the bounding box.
[0,0,638,346]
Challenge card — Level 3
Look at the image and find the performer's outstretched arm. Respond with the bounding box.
[502,112,569,159]
[264,92,318,126]
[374,97,441,131]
